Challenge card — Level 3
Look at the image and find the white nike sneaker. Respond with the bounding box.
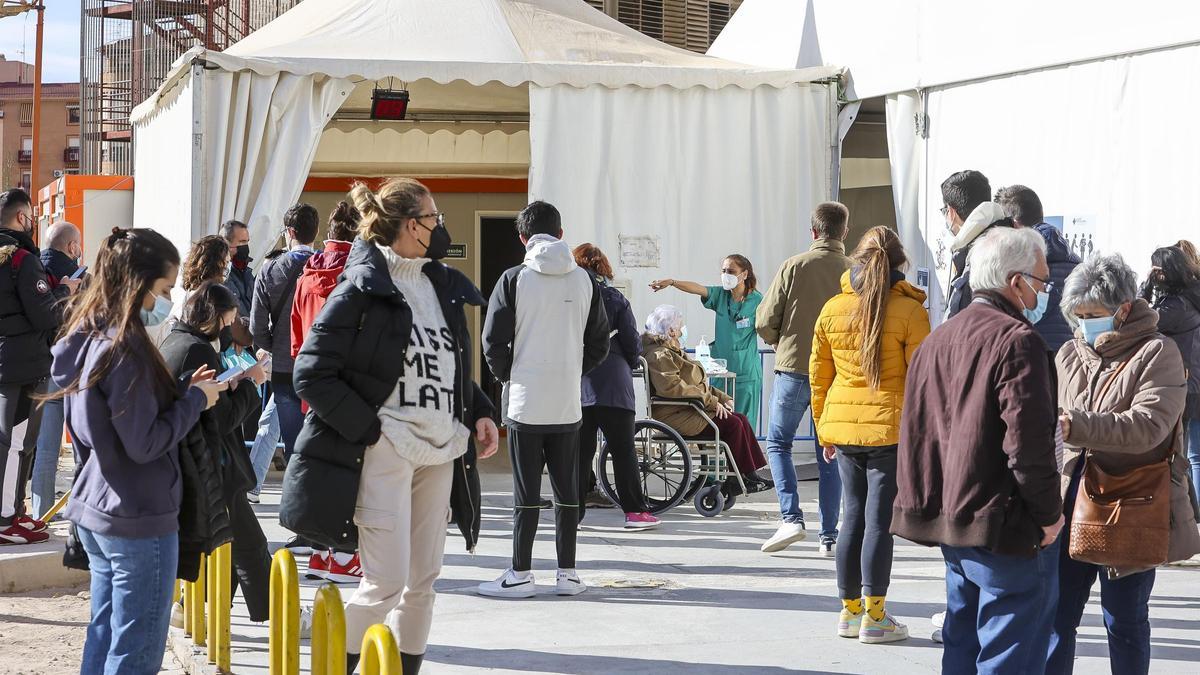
[556,569,587,596]
[761,522,808,553]
[477,569,536,598]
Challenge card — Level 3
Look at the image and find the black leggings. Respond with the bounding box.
[835,445,898,599]
[226,491,272,622]
[579,406,648,518]
[509,428,579,572]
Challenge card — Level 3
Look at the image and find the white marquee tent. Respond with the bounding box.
[131,0,841,329]
[712,0,1200,318]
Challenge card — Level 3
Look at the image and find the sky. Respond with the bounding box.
[0,2,81,83]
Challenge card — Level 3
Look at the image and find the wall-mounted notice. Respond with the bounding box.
[618,234,661,268]
[1063,215,1099,258]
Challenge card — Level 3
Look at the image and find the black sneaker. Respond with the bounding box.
[283,535,313,556]
[820,537,836,558]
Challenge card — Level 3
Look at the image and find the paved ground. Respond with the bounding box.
[208,459,1200,675]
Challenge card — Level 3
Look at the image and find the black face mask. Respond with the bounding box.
[418,223,453,261]
[218,326,234,353]
[233,245,251,262]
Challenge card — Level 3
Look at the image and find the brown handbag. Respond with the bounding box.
[1068,356,1177,568]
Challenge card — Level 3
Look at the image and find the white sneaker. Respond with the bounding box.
[170,601,184,629]
[246,492,260,504]
[931,610,945,643]
[761,522,807,553]
[820,537,836,558]
[477,569,536,598]
[556,569,586,596]
[298,606,313,639]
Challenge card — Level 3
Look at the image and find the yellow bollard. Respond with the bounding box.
[173,579,181,605]
[311,583,346,675]
[206,544,231,669]
[38,492,69,524]
[360,624,401,675]
[191,553,207,647]
[269,548,300,675]
[183,579,193,635]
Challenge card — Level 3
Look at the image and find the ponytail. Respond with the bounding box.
[849,226,907,390]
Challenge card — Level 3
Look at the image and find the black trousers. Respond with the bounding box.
[579,406,647,518]
[834,445,898,599]
[226,491,272,622]
[509,428,579,571]
[0,379,47,525]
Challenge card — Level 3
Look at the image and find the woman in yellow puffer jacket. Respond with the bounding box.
[810,226,930,645]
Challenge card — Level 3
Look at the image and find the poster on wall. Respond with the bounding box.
[618,234,662,268]
[1063,215,1099,258]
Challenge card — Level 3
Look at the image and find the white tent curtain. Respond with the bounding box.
[528,82,833,338]
[132,71,196,258]
[885,91,934,308]
[200,71,353,259]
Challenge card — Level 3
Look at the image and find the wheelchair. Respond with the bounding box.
[592,358,748,517]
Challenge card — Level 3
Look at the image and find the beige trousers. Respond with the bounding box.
[344,446,453,656]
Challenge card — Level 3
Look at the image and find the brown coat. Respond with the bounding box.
[892,292,1063,557]
[642,333,731,438]
[756,238,853,374]
[1057,298,1200,576]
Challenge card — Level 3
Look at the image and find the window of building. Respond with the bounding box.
[67,105,80,125]
[20,172,31,192]
[68,136,80,148]
[21,137,33,152]
[19,102,33,126]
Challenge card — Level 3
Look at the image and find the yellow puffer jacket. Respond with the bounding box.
[810,270,931,447]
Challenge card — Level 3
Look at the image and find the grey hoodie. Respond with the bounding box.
[54,329,207,538]
[482,234,610,430]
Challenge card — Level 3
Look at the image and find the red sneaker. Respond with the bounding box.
[0,523,49,545]
[326,552,363,584]
[305,550,329,580]
[14,515,48,533]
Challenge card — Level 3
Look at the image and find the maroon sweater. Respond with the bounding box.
[892,293,1063,557]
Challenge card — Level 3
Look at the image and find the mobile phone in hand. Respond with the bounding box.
[216,365,245,383]
[70,266,87,280]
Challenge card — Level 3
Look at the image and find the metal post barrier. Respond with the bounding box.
[269,548,300,675]
[360,624,401,675]
[206,543,232,669]
[311,583,346,675]
[38,492,69,523]
[187,553,207,646]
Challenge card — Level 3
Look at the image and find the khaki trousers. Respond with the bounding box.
[344,445,453,656]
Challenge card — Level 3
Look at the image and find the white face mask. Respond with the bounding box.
[720,273,740,291]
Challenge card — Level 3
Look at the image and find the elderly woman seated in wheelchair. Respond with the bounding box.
[641,305,772,497]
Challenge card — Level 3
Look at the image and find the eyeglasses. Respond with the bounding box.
[939,205,950,217]
[1021,272,1055,294]
[413,212,445,228]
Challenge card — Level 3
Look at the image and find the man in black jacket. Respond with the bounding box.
[30,221,82,519]
[0,189,78,544]
[251,205,317,463]
[479,201,609,599]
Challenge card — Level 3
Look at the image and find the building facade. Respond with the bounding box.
[0,56,80,194]
[586,0,742,52]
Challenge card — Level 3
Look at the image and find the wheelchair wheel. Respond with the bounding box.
[595,419,692,515]
[694,484,725,518]
[720,490,737,511]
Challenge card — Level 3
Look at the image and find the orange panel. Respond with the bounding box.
[303,176,527,194]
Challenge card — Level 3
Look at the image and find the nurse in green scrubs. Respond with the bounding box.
[649,254,764,427]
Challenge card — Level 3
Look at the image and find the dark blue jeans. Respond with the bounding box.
[941,542,1060,675]
[766,372,840,537]
[272,371,303,461]
[1047,467,1156,675]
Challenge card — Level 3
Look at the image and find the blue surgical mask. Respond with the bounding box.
[139,294,173,327]
[679,325,689,345]
[1019,275,1049,324]
[1079,315,1115,346]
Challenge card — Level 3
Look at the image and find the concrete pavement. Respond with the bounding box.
[197,465,1200,674]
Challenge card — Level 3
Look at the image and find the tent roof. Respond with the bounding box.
[711,0,1200,100]
[135,0,838,121]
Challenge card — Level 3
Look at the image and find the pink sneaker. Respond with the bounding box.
[624,512,661,530]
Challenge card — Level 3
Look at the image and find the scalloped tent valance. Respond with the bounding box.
[133,0,840,122]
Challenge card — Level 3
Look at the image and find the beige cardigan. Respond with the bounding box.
[1057,299,1200,577]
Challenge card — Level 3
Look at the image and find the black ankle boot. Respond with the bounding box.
[346,652,360,673]
[401,652,424,674]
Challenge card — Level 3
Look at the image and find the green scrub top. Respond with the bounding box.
[703,286,764,383]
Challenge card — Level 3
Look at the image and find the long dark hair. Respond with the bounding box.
[1143,246,1200,301]
[849,226,907,391]
[182,280,238,341]
[182,235,230,291]
[52,228,181,402]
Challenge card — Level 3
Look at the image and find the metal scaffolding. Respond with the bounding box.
[80,0,301,175]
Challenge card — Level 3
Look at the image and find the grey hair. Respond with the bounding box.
[45,220,80,250]
[966,226,1047,292]
[1059,253,1139,326]
[645,304,683,337]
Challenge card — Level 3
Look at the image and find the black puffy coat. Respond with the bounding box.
[1154,285,1200,420]
[1031,223,1080,352]
[159,324,259,580]
[0,228,69,384]
[281,239,494,551]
